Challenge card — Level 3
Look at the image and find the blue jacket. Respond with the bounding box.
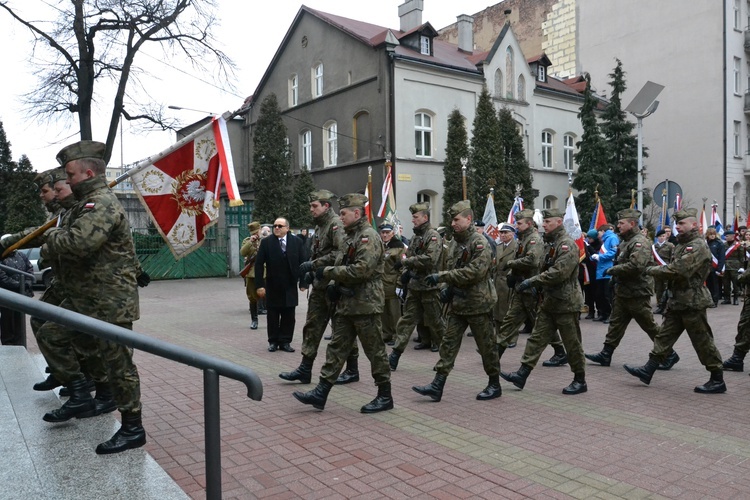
[594,229,618,280]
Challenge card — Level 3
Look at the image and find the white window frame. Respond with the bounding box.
[538,65,546,82]
[289,74,298,107]
[324,121,337,167]
[735,0,742,30]
[312,63,323,98]
[734,57,742,95]
[563,134,575,171]
[414,112,433,158]
[300,130,312,168]
[734,121,742,157]
[543,196,557,210]
[420,35,430,55]
[541,131,553,169]
[746,123,750,155]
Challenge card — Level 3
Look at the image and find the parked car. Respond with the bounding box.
[21,247,53,289]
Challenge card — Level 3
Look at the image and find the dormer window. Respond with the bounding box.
[420,35,430,55]
[538,65,546,82]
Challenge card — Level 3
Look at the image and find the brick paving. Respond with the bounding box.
[27,277,750,498]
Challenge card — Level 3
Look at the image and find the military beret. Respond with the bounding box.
[247,221,260,234]
[499,223,516,232]
[673,207,698,222]
[56,140,106,166]
[448,200,471,218]
[617,208,641,220]
[725,230,736,235]
[338,193,368,209]
[515,209,535,221]
[309,189,336,203]
[587,229,599,239]
[474,220,486,227]
[409,202,430,214]
[542,208,565,219]
[379,223,394,231]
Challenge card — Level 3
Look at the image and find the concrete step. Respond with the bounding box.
[0,346,188,500]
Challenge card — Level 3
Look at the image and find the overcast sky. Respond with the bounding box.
[0,0,498,171]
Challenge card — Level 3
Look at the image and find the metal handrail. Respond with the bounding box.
[0,262,35,347]
[0,288,262,500]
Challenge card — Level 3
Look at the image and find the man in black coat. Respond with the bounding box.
[255,217,308,352]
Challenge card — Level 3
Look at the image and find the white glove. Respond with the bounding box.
[591,254,599,261]
[739,268,745,274]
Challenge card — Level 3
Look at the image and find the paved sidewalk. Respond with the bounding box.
[26,278,750,499]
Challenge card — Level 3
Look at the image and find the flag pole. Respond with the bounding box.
[461,157,468,200]
[367,165,373,226]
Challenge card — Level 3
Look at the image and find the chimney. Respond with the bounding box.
[398,0,423,32]
[456,14,474,53]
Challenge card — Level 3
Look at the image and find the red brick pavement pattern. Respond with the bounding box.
[27,278,750,499]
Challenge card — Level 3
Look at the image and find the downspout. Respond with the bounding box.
[723,0,728,220]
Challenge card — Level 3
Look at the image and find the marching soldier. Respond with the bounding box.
[413,200,501,402]
[494,223,518,346]
[652,228,674,314]
[624,208,726,394]
[379,222,406,344]
[388,203,444,369]
[293,193,393,413]
[585,209,678,368]
[501,208,588,395]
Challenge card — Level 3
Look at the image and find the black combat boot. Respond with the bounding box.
[476,375,502,400]
[336,357,360,384]
[412,374,447,402]
[656,351,680,370]
[96,411,147,454]
[500,364,532,390]
[293,380,333,410]
[722,349,746,372]
[542,345,568,367]
[279,356,314,383]
[623,358,659,385]
[361,382,394,413]
[250,302,259,330]
[43,377,97,422]
[33,374,61,391]
[59,377,95,397]
[694,370,727,394]
[562,372,588,395]
[388,350,401,371]
[585,345,615,367]
[93,383,117,416]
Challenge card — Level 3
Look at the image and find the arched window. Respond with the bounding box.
[300,130,312,168]
[563,134,575,171]
[323,121,337,167]
[353,111,371,160]
[505,47,514,99]
[415,112,433,158]
[541,130,554,169]
[517,75,526,101]
[543,196,558,210]
[417,190,437,220]
[494,68,504,98]
[312,63,323,98]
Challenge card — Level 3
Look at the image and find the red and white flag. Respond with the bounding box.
[129,115,242,259]
[482,191,500,242]
[563,191,586,261]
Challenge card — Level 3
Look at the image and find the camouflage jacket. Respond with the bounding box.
[436,226,497,315]
[653,240,674,265]
[402,222,442,291]
[526,224,582,313]
[382,237,406,299]
[44,176,140,323]
[494,238,518,303]
[649,228,713,310]
[606,227,654,298]
[323,216,384,315]
[309,209,344,290]
[240,234,261,279]
[506,226,543,295]
[724,240,744,271]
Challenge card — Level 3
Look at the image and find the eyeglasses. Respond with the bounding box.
[273,224,287,228]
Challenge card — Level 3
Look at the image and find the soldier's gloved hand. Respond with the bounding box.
[326,284,341,302]
[393,260,403,271]
[315,266,326,280]
[590,254,599,261]
[506,275,517,288]
[137,271,151,287]
[299,261,314,275]
[425,273,440,286]
[439,287,453,304]
[739,268,745,274]
[516,279,532,292]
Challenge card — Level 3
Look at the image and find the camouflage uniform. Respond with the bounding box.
[493,235,517,343]
[626,209,725,393]
[501,209,587,395]
[723,271,750,370]
[392,205,444,354]
[722,234,743,303]
[653,239,674,304]
[381,227,406,343]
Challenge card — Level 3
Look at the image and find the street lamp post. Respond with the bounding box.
[625,81,665,224]
[168,105,219,115]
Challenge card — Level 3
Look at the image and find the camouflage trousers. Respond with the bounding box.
[603,295,661,349]
[393,289,444,352]
[301,287,358,361]
[493,289,512,343]
[519,310,585,374]
[723,270,741,300]
[654,278,668,306]
[37,319,142,413]
[496,292,562,350]
[733,297,750,355]
[319,314,390,386]
[435,312,499,377]
[650,309,722,371]
[33,285,107,383]
[381,295,401,343]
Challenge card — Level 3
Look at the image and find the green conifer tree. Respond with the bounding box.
[288,166,316,229]
[442,108,469,226]
[252,93,292,223]
[468,86,504,215]
[3,155,46,232]
[497,107,535,212]
[0,120,14,232]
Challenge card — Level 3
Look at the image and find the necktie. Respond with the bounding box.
[280,238,286,253]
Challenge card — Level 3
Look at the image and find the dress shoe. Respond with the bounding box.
[623,359,658,385]
[268,343,278,352]
[388,350,401,371]
[500,364,531,390]
[293,380,333,410]
[585,345,614,366]
[96,411,146,455]
[33,374,61,391]
[412,374,447,402]
[279,343,295,353]
[507,342,517,348]
[656,351,680,370]
[361,383,394,413]
[430,344,439,352]
[476,376,502,400]
[414,343,431,350]
[723,350,745,372]
[336,357,359,384]
[279,356,313,383]
[43,377,96,422]
[694,371,727,394]
[562,374,587,395]
[324,334,332,340]
[250,320,258,330]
